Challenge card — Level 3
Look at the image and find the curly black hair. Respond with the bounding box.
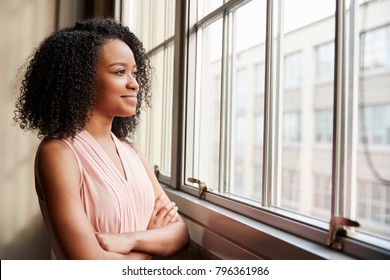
[14,18,152,140]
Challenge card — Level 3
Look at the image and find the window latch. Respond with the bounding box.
[326,216,360,250]
[154,165,160,177]
[188,177,213,199]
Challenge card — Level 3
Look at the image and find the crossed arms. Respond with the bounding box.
[35,138,190,260]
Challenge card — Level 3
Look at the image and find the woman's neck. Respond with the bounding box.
[84,116,113,142]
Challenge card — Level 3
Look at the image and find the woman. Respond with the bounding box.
[14,18,189,259]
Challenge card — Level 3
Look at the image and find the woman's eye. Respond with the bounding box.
[131,71,138,78]
[116,69,126,75]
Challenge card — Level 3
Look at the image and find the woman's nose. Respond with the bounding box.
[126,75,139,91]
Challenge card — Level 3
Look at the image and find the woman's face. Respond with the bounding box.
[93,39,139,119]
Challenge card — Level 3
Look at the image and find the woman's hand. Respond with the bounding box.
[95,195,179,255]
[95,194,188,258]
[95,232,135,254]
[147,194,178,230]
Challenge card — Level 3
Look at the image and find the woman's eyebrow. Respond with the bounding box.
[106,62,137,68]
[107,62,126,68]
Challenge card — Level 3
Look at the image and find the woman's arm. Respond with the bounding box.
[132,146,190,256]
[35,139,152,260]
[95,145,190,257]
[96,193,188,256]
[96,217,189,257]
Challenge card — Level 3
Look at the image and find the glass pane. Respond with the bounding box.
[197,0,224,20]
[273,0,335,222]
[226,0,267,202]
[150,0,175,49]
[161,44,174,174]
[125,0,175,177]
[165,0,176,39]
[134,45,174,176]
[187,19,223,189]
[355,0,390,240]
[125,0,175,50]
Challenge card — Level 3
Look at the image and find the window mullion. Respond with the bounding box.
[170,0,187,188]
[272,0,284,207]
[345,0,359,219]
[332,0,347,217]
[262,0,276,207]
[220,8,229,193]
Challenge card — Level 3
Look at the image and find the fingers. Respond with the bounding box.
[153,195,176,217]
[152,194,167,215]
[156,201,178,224]
[148,194,179,229]
[163,202,178,224]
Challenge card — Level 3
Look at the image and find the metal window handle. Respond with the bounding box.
[154,165,160,177]
[327,216,360,250]
[188,177,213,199]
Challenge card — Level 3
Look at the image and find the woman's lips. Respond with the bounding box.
[121,95,137,103]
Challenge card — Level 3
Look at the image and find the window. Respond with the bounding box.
[316,42,334,84]
[281,168,300,210]
[313,174,332,219]
[123,0,390,258]
[284,52,302,89]
[357,180,390,238]
[315,110,333,143]
[123,0,175,178]
[360,25,390,71]
[282,112,300,144]
[356,17,390,241]
[189,18,223,189]
[185,0,267,202]
[197,0,224,19]
[255,63,265,95]
[359,104,390,146]
[277,0,335,221]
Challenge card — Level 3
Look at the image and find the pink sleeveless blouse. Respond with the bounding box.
[37,130,154,259]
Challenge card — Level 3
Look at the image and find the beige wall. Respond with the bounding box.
[0,0,115,260]
[0,0,56,260]
[0,0,94,259]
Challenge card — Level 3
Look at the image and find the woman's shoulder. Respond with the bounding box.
[37,137,72,155]
[36,137,79,169]
[35,137,82,192]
